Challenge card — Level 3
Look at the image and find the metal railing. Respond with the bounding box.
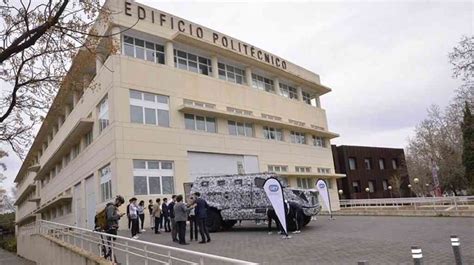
[19,220,258,265]
[340,196,474,209]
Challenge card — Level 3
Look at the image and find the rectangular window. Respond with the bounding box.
[302,91,312,105]
[368,180,375,193]
[352,181,361,193]
[98,95,109,133]
[174,49,212,76]
[268,165,288,173]
[392,159,398,169]
[218,63,246,84]
[317,168,331,174]
[132,160,175,195]
[184,114,216,133]
[379,159,385,170]
[84,130,93,147]
[364,158,372,170]
[297,178,312,189]
[263,126,283,141]
[295,166,311,173]
[228,121,253,137]
[99,164,112,202]
[290,131,306,144]
[129,90,170,127]
[251,73,274,93]
[279,83,298,99]
[383,179,388,191]
[349,158,357,170]
[123,35,165,64]
[312,136,326,147]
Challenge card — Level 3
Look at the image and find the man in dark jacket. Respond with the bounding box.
[162,198,171,232]
[168,195,178,242]
[105,195,125,263]
[194,192,211,243]
[288,201,304,233]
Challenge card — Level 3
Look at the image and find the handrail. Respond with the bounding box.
[22,219,258,265]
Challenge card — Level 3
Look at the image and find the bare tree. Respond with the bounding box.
[449,35,473,82]
[0,0,133,159]
[389,173,402,197]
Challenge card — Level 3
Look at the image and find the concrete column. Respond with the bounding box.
[165,41,174,67]
[315,96,321,108]
[111,26,121,55]
[245,67,252,87]
[296,86,303,101]
[211,55,218,78]
[72,91,79,107]
[273,78,281,95]
[96,54,103,74]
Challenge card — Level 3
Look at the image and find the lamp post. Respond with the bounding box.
[425,183,430,197]
[365,187,370,199]
[413,178,420,197]
[388,185,393,198]
[408,184,412,197]
[338,189,343,199]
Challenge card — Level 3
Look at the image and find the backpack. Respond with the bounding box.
[95,206,108,231]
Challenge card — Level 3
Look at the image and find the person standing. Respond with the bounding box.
[152,198,162,234]
[162,198,171,232]
[194,192,211,243]
[138,200,146,232]
[105,195,125,263]
[129,197,140,239]
[126,198,132,230]
[188,196,198,241]
[168,195,178,242]
[148,199,154,229]
[288,201,304,234]
[174,195,194,245]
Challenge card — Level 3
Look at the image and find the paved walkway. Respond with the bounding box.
[0,248,35,265]
[118,216,474,265]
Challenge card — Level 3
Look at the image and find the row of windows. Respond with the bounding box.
[121,34,319,108]
[352,179,391,193]
[42,203,72,221]
[348,157,399,170]
[268,165,331,174]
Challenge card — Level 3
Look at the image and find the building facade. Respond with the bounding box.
[332,145,410,199]
[14,0,343,231]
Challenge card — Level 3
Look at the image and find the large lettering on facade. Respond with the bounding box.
[124,1,287,70]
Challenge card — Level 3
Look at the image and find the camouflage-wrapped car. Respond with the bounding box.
[190,173,321,231]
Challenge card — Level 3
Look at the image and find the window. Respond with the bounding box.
[302,91,312,105]
[348,157,357,170]
[184,114,216,133]
[379,159,385,170]
[297,178,312,189]
[290,131,306,144]
[317,168,331,174]
[218,63,246,84]
[234,179,243,185]
[268,165,288,173]
[217,180,226,186]
[392,159,398,169]
[129,90,170,127]
[254,178,265,188]
[132,160,175,195]
[352,181,361,193]
[279,83,298,99]
[228,121,253,137]
[263,126,283,141]
[98,95,109,133]
[201,181,209,187]
[295,166,311,173]
[383,180,388,191]
[368,180,375,193]
[99,165,112,202]
[84,130,93,147]
[251,73,274,92]
[174,49,212,76]
[123,35,165,64]
[364,158,372,170]
[312,136,326,147]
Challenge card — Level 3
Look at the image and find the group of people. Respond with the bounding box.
[267,200,305,235]
[114,192,211,245]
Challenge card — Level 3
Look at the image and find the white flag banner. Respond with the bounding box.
[263,177,287,236]
[316,179,332,216]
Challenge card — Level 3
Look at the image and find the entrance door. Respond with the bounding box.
[74,182,83,227]
[84,175,97,230]
[183,182,193,201]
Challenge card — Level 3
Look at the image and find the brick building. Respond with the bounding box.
[332,145,410,199]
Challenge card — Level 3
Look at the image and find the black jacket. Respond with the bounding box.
[194,197,208,219]
[168,201,175,218]
[161,202,169,217]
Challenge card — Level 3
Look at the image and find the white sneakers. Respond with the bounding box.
[132,235,139,239]
[292,230,301,234]
[141,229,146,232]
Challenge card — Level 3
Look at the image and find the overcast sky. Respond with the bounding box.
[1,0,472,193]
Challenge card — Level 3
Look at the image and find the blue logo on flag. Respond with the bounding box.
[318,182,326,189]
[269,184,279,192]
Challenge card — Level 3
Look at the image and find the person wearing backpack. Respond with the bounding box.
[96,195,125,263]
[129,197,140,239]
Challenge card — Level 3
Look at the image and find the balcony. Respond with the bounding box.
[14,184,36,206]
[34,194,72,214]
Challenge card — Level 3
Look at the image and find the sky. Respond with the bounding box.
[1,0,472,193]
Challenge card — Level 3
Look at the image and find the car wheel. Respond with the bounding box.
[222,220,237,230]
[303,215,312,226]
[206,208,222,232]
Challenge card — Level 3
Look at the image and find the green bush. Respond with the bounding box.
[0,237,16,253]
